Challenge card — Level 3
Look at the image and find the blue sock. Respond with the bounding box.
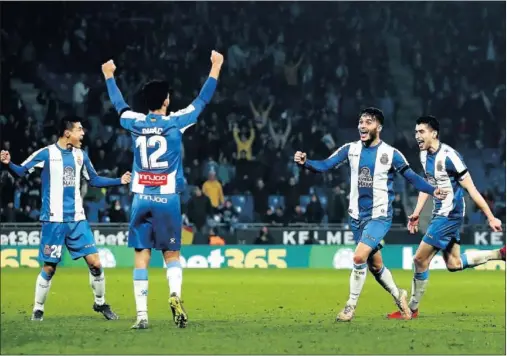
[460,253,469,270]
[40,269,54,281]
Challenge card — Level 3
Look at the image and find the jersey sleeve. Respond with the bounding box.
[304,143,350,172]
[119,110,146,132]
[168,99,206,133]
[82,151,121,187]
[169,77,218,133]
[445,150,468,179]
[391,149,410,173]
[19,148,48,174]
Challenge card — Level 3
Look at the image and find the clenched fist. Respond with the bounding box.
[0,150,11,165]
[121,171,132,185]
[210,50,224,67]
[102,60,116,79]
[294,151,307,165]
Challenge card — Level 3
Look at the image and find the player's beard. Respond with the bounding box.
[361,130,378,146]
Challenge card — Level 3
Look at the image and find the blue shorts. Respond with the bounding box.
[349,217,391,250]
[40,220,97,264]
[128,193,182,251]
[423,215,463,250]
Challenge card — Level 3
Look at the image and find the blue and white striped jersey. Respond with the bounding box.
[420,143,467,218]
[12,144,121,222]
[305,141,412,220]
[119,100,205,195]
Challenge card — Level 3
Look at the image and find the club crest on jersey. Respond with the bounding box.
[425,173,437,186]
[380,153,389,165]
[63,166,75,187]
[358,167,373,188]
[437,161,444,172]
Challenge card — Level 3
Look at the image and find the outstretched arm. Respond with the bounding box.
[296,144,350,173]
[392,149,437,195]
[1,148,47,177]
[460,173,502,231]
[82,152,127,187]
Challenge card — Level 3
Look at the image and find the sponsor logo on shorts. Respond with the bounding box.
[380,153,389,165]
[43,245,51,256]
[139,194,168,203]
[138,172,168,186]
[63,166,75,187]
[358,167,373,188]
[170,238,176,244]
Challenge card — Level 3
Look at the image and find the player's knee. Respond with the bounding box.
[446,260,462,272]
[368,263,383,274]
[413,254,429,269]
[353,254,367,265]
[163,250,180,262]
[42,263,57,279]
[87,259,103,276]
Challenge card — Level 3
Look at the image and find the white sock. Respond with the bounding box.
[373,266,400,300]
[33,270,53,312]
[166,260,183,298]
[346,263,368,306]
[461,250,502,269]
[89,269,106,306]
[408,270,429,311]
[133,269,148,321]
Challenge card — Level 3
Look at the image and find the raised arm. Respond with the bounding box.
[1,148,47,177]
[296,143,350,173]
[170,51,223,134]
[82,152,129,188]
[102,60,130,115]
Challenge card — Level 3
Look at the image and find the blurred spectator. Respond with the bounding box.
[327,185,347,224]
[109,200,127,223]
[202,171,224,209]
[186,187,213,242]
[208,228,226,245]
[254,226,274,245]
[305,194,324,224]
[392,193,407,225]
[233,122,255,160]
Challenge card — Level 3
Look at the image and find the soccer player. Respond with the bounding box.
[101,50,223,329]
[294,107,447,322]
[0,116,131,321]
[387,115,506,320]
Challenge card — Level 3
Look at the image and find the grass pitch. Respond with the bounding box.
[1,269,505,354]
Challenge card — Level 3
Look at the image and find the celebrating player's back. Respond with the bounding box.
[0,116,131,321]
[102,50,224,329]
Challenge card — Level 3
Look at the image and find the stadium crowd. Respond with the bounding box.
[0,2,505,230]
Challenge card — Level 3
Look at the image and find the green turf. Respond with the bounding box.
[1,269,505,354]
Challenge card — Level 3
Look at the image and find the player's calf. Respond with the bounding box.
[32,263,57,319]
[85,254,118,320]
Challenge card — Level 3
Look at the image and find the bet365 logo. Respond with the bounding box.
[174,248,288,269]
[1,249,39,268]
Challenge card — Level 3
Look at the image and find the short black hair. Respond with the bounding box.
[142,80,170,111]
[360,107,384,126]
[59,115,82,137]
[416,115,440,137]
